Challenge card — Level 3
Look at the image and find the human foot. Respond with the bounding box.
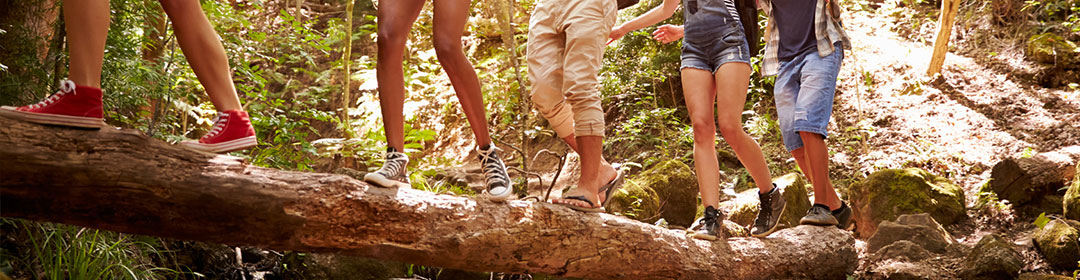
[751,184,787,237]
[363,147,411,188]
[179,110,257,153]
[0,79,105,128]
[552,189,604,212]
[478,145,513,202]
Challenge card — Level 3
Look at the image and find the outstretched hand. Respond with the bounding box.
[608,25,630,45]
[652,24,684,44]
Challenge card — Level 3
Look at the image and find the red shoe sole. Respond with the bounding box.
[0,106,106,128]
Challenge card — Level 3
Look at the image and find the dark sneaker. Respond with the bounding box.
[0,79,105,128]
[800,204,839,226]
[478,145,513,202]
[180,110,257,153]
[691,206,727,241]
[833,202,853,230]
[751,184,787,237]
[364,148,410,188]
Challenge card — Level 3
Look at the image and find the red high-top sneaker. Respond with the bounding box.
[180,110,257,153]
[0,80,106,128]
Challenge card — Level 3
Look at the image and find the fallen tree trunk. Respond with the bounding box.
[0,117,857,279]
[990,146,1080,205]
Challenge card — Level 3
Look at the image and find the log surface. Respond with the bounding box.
[0,117,857,279]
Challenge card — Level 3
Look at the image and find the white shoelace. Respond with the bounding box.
[377,152,408,178]
[28,80,77,109]
[201,112,230,140]
[478,147,509,187]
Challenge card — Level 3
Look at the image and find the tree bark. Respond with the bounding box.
[0,117,857,279]
[990,146,1080,205]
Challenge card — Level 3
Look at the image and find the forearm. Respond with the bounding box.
[615,0,678,33]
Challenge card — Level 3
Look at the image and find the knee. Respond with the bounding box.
[716,119,744,137]
[689,115,716,138]
[432,35,462,56]
[376,29,408,50]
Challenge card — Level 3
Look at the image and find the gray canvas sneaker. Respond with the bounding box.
[800,204,839,226]
[364,147,410,188]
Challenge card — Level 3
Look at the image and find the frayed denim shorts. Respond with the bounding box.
[774,42,844,152]
[680,0,751,73]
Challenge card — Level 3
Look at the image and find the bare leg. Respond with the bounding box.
[713,63,774,194]
[64,0,110,89]
[799,131,841,210]
[552,135,605,207]
[560,134,617,200]
[431,0,491,148]
[375,0,425,151]
[161,0,242,112]
[681,68,722,208]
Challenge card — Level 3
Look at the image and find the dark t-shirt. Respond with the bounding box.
[772,0,817,61]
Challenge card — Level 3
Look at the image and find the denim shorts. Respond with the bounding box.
[680,0,751,73]
[774,42,844,152]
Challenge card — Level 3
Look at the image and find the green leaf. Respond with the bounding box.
[1033,212,1050,229]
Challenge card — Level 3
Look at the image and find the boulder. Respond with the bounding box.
[607,160,699,227]
[867,213,955,253]
[990,146,1080,206]
[1027,33,1080,65]
[1065,163,1080,220]
[1032,219,1080,271]
[959,234,1023,279]
[873,240,932,262]
[867,260,944,280]
[848,168,966,237]
[720,173,812,230]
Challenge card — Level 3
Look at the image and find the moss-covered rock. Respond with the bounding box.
[848,168,966,238]
[959,234,1022,280]
[1027,33,1080,65]
[1065,163,1080,220]
[721,173,811,230]
[867,213,955,254]
[1032,219,1080,271]
[873,240,932,262]
[607,160,699,227]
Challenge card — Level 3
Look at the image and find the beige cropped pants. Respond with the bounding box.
[527,0,616,138]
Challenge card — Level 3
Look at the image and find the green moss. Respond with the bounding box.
[849,168,966,236]
[1065,163,1080,220]
[1027,33,1079,64]
[608,160,699,227]
[1033,219,1080,271]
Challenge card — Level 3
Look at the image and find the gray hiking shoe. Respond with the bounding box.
[478,145,513,202]
[800,204,839,226]
[363,147,410,188]
[751,184,787,237]
[691,206,727,241]
[833,202,853,230]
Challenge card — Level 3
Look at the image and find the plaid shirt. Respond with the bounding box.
[758,0,851,76]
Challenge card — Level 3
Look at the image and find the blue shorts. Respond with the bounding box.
[680,0,750,73]
[774,42,844,152]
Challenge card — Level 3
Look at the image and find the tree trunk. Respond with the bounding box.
[0,117,857,279]
[990,146,1080,205]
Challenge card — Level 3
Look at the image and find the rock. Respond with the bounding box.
[1032,219,1080,271]
[1065,163,1080,220]
[848,168,966,237]
[284,253,407,280]
[1018,273,1076,280]
[990,146,1080,206]
[959,234,1022,280]
[607,160,699,227]
[874,240,932,262]
[867,213,955,254]
[867,260,944,280]
[1027,33,1080,65]
[721,173,812,230]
